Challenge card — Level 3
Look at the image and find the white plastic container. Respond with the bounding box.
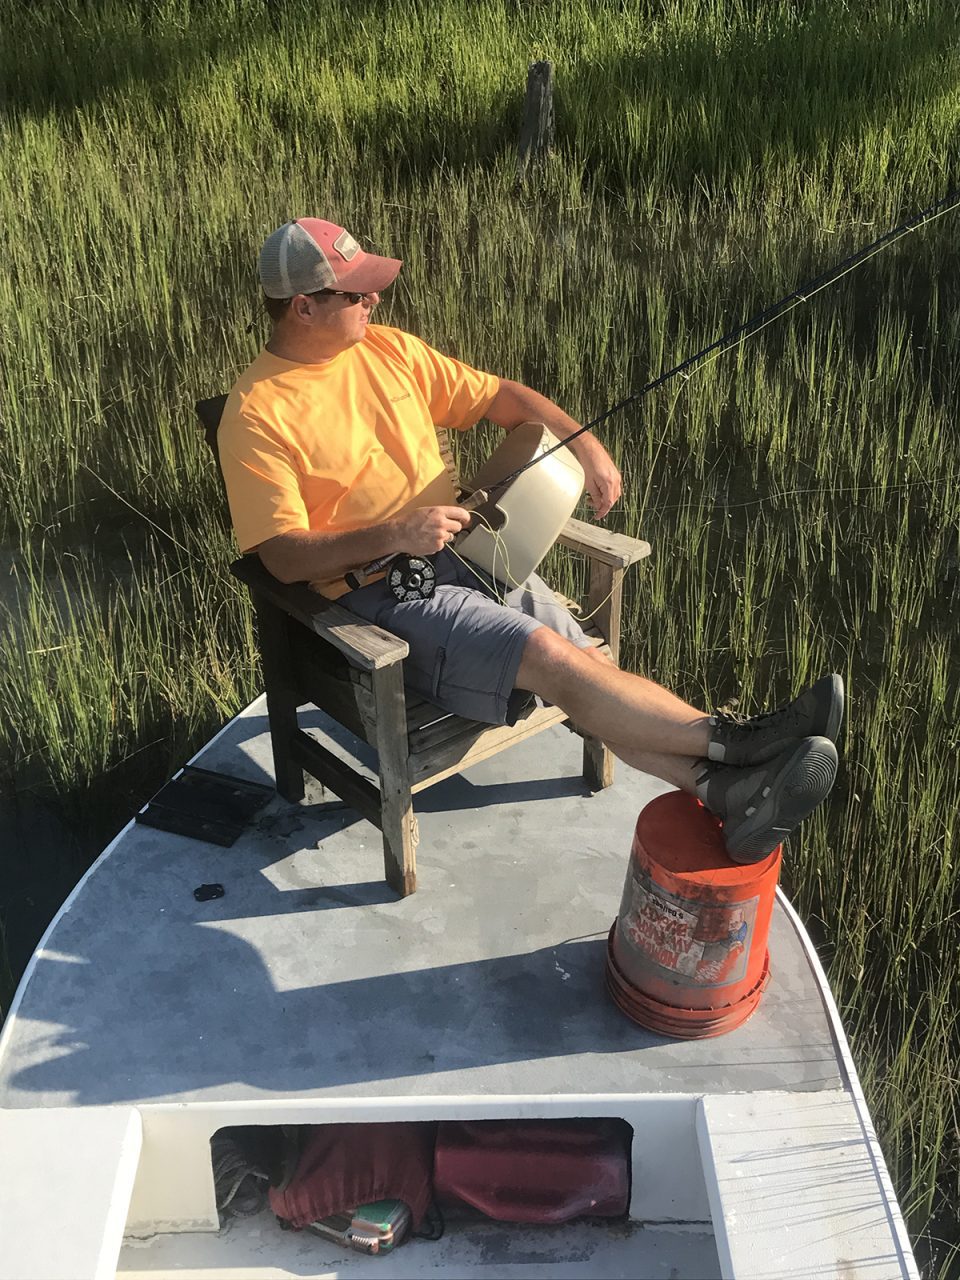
[458,422,585,587]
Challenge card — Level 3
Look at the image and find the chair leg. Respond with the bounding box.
[587,561,624,665]
[372,662,417,896]
[580,559,624,791]
[255,598,305,803]
[583,736,615,791]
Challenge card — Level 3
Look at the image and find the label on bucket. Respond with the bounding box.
[618,871,758,987]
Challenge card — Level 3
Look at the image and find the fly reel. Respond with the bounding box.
[386,555,437,602]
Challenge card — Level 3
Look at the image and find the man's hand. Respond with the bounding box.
[574,438,622,519]
[485,378,622,520]
[257,505,472,584]
[391,505,473,556]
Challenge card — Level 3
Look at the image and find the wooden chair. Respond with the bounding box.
[197,395,651,896]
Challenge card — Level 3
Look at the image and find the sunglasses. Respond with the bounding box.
[315,288,379,305]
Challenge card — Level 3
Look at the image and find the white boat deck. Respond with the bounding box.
[0,697,918,1278]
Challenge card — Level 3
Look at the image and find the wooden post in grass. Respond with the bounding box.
[518,60,555,176]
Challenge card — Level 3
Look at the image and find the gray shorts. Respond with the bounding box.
[342,548,592,725]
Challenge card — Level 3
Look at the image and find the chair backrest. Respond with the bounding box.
[435,429,461,493]
[196,394,228,460]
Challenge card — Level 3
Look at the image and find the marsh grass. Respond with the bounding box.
[1,0,959,1272]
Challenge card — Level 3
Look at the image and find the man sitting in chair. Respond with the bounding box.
[218,217,843,863]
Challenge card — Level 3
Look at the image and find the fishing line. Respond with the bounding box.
[447,459,959,622]
[79,462,199,560]
[607,471,960,521]
[671,196,960,390]
[483,187,960,503]
[443,463,959,621]
[79,463,250,605]
[446,516,625,625]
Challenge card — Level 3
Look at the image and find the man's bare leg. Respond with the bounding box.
[601,742,702,793]
[516,627,712,764]
[530,634,843,863]
[568,646,700,790]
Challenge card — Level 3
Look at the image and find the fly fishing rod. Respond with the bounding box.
[360,187,960,602]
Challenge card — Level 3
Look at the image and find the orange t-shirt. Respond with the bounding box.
[217,324,500,598]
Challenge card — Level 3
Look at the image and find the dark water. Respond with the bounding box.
[0,742,178,1019]
[0,794,88,1014]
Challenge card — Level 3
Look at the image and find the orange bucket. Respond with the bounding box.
[606,791,780,1038]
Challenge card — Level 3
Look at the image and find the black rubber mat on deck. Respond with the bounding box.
[135,766,273,847]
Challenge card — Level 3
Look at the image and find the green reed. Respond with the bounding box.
[1,0,959,1272]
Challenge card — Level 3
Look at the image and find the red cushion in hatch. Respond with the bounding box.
[434,1119,631,1224]
[268,1122,435,1230]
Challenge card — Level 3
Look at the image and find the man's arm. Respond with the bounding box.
[257,505,472,584]
[484,379,622,519]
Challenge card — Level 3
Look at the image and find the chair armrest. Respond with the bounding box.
[555,518,652,568]
[230,557,408,671]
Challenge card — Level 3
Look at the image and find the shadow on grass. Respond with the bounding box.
[560,8,960,193]
[0,1,520,173]
[4,3,959,197]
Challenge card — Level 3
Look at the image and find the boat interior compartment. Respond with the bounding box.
[212,1115,636,1231]
[0,697,916,1278]
[129,1113,721,1279]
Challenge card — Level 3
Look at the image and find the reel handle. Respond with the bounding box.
[348,489,489,588]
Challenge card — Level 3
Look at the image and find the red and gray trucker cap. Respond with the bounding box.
[258,218,402,299]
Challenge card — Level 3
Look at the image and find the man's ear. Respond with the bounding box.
[289,294,313,324]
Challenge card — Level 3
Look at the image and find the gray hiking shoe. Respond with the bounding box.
[695,735,839,863]
[708,673,844,766]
